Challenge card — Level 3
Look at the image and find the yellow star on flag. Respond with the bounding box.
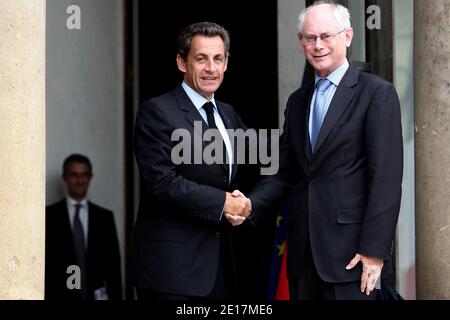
[277,241,285,256]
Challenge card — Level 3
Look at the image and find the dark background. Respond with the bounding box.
[137,0,280,299]
[138,0,279,130]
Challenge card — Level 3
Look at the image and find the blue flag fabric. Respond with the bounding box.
[266,202,289,299]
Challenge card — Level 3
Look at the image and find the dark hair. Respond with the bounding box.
[62,154,92,176]
[177,21,230,60]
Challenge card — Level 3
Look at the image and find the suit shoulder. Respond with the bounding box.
[288,87,304,101]
[289,79,314,100]
[45,200,67,232]
[46,199,66,213]
[136,90,181,128]
[88,203,117,227]
[89,202,113,215]
[285,82,313,112]
[358,71,394,89]
[140,90,177,113]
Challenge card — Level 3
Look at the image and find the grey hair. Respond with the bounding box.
[297,0,351,33]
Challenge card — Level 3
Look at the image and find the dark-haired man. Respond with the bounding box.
[133,21,252,300]
[45,154,122,300]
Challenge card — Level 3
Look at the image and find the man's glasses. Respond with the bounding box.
[299,28,347,45]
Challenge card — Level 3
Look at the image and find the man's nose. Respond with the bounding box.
[204,59,216,72]
[314,37,325,50]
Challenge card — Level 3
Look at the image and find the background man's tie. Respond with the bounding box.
[73,203,87,298]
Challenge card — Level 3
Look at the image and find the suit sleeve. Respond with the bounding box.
[134,100,226,222]
[358,82,403,260]
[248,98,295,225]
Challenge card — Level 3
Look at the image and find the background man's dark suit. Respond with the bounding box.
[133,85,250,297]
[250,63,403,295]
[45,199,122,300]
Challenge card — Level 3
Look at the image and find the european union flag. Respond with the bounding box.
[266,202,289,300]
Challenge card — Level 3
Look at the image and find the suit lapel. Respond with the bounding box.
[216,101,237,182]
[60,199,73,231]
[290,81,314,165]
[52,198,76,263]
[286,82,314,175]
[303,84,314,163]
[313,65,359,156]
[87,202,94,254]
[174,85,208,136]
[217,101,233,130]
[60,199,75,250]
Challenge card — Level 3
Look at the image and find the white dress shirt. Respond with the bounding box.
[181,81,233,182]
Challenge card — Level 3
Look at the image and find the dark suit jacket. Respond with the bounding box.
[45,199,122,300]
[250,64,403,284]
[133,85,251,297]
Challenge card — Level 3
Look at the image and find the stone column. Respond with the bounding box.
[0,1,46,299]
[414,0,450,299]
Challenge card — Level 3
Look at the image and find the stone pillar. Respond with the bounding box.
[414,0,450,299]
[0,1,46,299]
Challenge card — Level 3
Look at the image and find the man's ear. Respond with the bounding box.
[345,27,353,47]
[176,54,187,73]
[223,57,228,72]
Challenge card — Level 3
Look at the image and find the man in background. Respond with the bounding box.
[45,154,122,300]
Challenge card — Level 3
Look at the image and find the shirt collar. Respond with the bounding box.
[314,58,349,87]
[181,81,217,112]
[66,196,88,208]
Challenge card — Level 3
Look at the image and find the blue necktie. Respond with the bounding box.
[310,78,332,152]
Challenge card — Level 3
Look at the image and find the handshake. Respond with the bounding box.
[223,190,252,226]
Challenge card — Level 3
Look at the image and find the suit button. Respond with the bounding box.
[215,231,220,239]
[222,176,228,183]
[309,180,315,186]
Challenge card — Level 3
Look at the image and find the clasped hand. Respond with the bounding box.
[223,190,252,226]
